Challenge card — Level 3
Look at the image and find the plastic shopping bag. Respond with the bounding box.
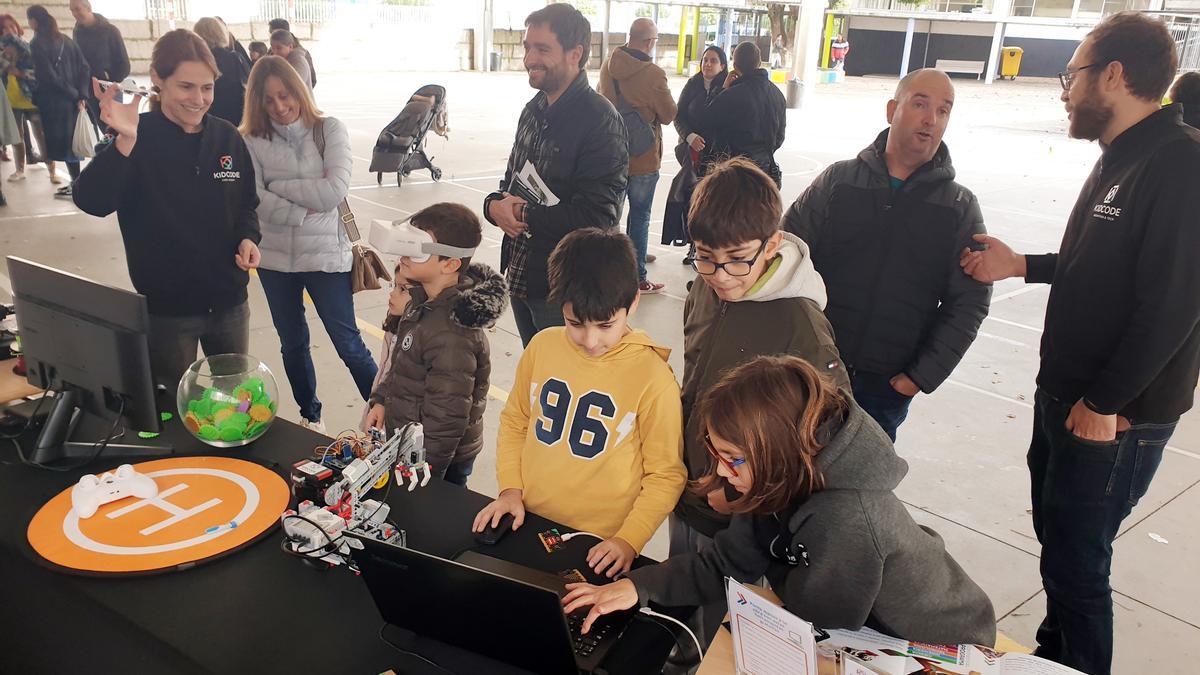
[72,109,99,158]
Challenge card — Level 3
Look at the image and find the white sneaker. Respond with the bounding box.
[7,171,25,182]
[302,418,327,434]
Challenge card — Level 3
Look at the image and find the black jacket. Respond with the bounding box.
[783,130,992,393]
[484,70,628,300]
[1026,106,1200,423]
[209,47,249,126]
[29,35,90,160]
[1182,103,1200,130]
[673,70,725,143]
[72,15,129,84]
[629,403,996,647]
[73,112,261,316]
[697,68,785,184]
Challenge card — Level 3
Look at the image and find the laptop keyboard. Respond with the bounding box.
[566,611,617,658]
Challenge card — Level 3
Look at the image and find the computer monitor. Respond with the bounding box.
[6,257,170,464]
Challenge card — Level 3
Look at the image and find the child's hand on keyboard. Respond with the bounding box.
[587,537,635,578]
[562,579,638,634]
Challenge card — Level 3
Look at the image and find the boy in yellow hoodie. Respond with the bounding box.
[473,228,686,578]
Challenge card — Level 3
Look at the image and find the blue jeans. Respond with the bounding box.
[626,172,659,281]
[442,457,476,487]
[1029,390,1172,675]
[849,370,913,442]
[511,294,563,347]
[258,270,378,423]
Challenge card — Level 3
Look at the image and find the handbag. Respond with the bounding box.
[312,118,392,293]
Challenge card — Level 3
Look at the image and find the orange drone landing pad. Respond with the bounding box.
[27,456,290,575]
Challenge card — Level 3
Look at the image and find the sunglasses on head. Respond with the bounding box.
[705,433,746,476]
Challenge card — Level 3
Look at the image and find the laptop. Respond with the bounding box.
[346,533,633,675]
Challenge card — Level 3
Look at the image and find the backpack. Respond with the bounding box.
[613,79,656,156]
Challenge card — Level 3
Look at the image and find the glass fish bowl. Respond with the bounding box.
[177,354,279,448]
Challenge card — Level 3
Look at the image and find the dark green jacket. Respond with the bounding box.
[677,233,849,537]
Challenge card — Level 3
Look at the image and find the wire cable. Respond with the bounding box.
[377,623,456,674]
[13,398,126,473]
[637,607,703,665]
[561,531,604,542]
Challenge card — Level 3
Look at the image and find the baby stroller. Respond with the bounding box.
[369,84,450,187]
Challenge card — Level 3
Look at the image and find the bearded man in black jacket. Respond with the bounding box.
[961,13,1200,675]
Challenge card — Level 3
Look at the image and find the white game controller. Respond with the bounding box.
[71,464,159,519]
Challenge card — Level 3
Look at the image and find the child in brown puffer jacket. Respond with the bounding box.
[363,203,508,486]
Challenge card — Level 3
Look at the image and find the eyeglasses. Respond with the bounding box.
[1058,63,1100,91]
[691,240,768,277]
[705,434,746,477]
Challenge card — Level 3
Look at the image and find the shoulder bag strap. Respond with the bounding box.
[312,118,361,243]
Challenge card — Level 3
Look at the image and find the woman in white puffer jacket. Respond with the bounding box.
[240,55,376,432]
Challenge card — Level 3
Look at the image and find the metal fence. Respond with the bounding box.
[1162,13,1200,71]
[130,0,418,24]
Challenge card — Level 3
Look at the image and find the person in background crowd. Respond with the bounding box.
[663,45,726,265]
[193,17,248,126]
[0,77,12,201]
[69,0,128,134]
[240,55,375,433]
[1169,70,1200,128]
[248,41,268,63]
[269,30,312,91]
[27,4,89,197]
[74,29,261,389]
[2,14,46,183]
[598,17,676,294]
[215,16,251,69]
[830,34,850,70]
[697,42,785,186]
[268,18,314,88]
[960,13,1200,674]
[784,69,991,441]
[482,3,627,347]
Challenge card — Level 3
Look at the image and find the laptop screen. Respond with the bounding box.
[349,535,580,675]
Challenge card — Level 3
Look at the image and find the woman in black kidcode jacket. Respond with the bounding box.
[73,29,262,388]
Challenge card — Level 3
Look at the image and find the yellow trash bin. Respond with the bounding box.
[1001,47,1023,80]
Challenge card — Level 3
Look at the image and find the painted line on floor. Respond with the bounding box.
[943,378,1200,461]
[0,210,80,221]
[986,316,1044,334]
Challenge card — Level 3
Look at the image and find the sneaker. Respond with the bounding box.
[54,185,72,199]
[682,244,696,265]
[638,280,665,294]
[49,172,63,185]
[7,171,25,182]
[302,418,327,434]
[645,254,657,263]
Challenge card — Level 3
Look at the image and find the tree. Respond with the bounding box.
[765,3,800,50]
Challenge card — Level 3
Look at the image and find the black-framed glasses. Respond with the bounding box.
[1058,63,1100,91]
[691,240,768,277]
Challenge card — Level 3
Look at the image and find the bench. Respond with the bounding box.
[935,59,985,80]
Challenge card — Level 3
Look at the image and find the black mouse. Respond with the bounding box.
[475,513,515,546]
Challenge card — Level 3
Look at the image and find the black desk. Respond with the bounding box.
[0,408,680,674]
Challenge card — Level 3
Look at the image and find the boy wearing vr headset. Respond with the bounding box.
[364,204,509,485]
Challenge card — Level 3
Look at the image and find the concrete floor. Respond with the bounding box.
[2,70,1197,672]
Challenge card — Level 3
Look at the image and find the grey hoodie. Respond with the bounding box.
[630,402,997,647]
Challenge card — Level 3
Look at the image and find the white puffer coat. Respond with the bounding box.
[244,115,353,273]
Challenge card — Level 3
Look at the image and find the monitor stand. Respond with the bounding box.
[29,389,172,465]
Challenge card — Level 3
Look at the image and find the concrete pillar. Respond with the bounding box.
[900,17,915,76]
[602,0,611,63]
[476,0,494,72]
[789,0,829,109]
[985,0,1011,84]
[724,7,734,51]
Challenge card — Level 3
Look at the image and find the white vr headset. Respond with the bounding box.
[369,219,477,263]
